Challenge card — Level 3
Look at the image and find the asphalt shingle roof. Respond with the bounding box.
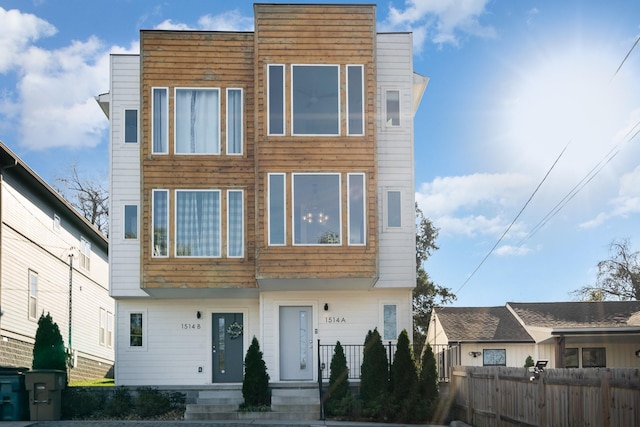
[507,301,640,329]
[435,306,534,343]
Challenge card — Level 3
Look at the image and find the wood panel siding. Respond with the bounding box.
[140,31,256,290]
[254,4,378,282]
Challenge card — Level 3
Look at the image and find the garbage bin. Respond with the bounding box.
[0,367,29,421]
[24,369,66,421]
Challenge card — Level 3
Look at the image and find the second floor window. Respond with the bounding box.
[79,237,91,271]
[124,204,138,239]
[152,87,168,154]
[175,190,221,257]
[175,88,220,154]
[293,173,341,245]
[152,190,168,257]
[124,108,138,143]
[292,65,339,136]
[226,88,243,154]
[28,270,37,320]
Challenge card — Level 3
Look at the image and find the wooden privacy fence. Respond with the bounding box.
[450,366,640,427]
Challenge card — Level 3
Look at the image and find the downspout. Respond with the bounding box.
[0,157,18,334]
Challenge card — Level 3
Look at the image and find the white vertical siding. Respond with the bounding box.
[376,33,417,289]
[109,55,144,297]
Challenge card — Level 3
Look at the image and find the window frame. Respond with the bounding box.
[268,173,286,246]
[382,303,398,341]
[385,189,402,229]
[79,236,91,271]
[565,347,579,368]
[28,269,38,320]
[123,107,139,144]
[152,189,169,258]
[174,189,222,258]
[347,173,366,245]
[107,311,113,348]
[99,308,106,346]
[292,172,342,246]
[151,87,168,154]
[123,204,138,240]
[226,88,244,155]
[52,213,60,232]
[582,347,606,368]
[174,87,221,155]
[291,64,341,136]
[267,64,285,136]
[346,64,365,136]
[128,311,146,350]
[385,89,401,128]
[483,349,507,366]
[227,189,244,258]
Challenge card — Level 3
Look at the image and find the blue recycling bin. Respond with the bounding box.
[0,367,29,421]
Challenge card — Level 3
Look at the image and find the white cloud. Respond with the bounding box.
[495,244,532,257]
[154,19,193,31]
[581,165,640,228]
[381,0,495,51]
[155,10,254,32]
[0,7,56,73]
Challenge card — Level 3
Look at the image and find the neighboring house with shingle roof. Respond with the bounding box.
[428,301,640,370]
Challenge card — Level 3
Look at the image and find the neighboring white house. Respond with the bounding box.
[0,141,113,381]
[98,4,428,386]
[428,301,640,375]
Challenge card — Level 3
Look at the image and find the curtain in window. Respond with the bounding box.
[153,191,168,256]
[152,89,167,153]
[228,191,243,257]
[175,89,219,154]
[227,90,242,154]
[176,191,220,256]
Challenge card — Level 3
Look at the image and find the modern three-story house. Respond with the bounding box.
[98,3,427,386]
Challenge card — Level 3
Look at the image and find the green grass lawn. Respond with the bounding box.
[68,378,115,387]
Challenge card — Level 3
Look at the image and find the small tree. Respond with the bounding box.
[390,329,419,422]
[418,343,439,420]
[242,336,270,408]
[524,355,534,368]
[32,312,67,372]
[325,341,353,417]
[359,328,389,419]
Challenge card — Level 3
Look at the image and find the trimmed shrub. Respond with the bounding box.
[326,341,353,417]
[135,387,171,417]
[104,386,134,417]
[61,387,104,419]
[390,329,419,422]
[242,336,270,408]
[359,328,389,419]
[32,312,67,372]
[418,342,439,420]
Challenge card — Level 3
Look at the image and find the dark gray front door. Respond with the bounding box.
[212,313,244,383]
[279,306,313,380]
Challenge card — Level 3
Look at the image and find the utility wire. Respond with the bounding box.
[612,33,640,81]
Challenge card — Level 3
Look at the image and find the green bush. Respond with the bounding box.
[135,387,171,418]
[326,341,353,417]
[61,387,104,419]
[524,355,534,368]
[32,312,67,373]
[242,336,270,409]
[359,328,389,419]
[104,386,134,417]
[390,329,419,422]
[418,342,439,421]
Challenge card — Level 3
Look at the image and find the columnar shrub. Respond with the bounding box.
[326,341,353,417]
[390,329,419,422]
[359,328,389,419]
[418,342,439,420]
[242,336,270,408]
[32,312,67,372]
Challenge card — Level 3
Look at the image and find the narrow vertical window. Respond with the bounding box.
[227,89,243,154]
[175,190,221,257]
[124,109,138,143]
[386,90,400,127]
[348,173,365,245]
[99,308,106,346]
[28,270,38,320]
[152,190,169,257]
[268,65,285,135]
[130,313,143,347]
[79,237,91,271]
[268,173,286,245]
[124,204,138,239]
[227,190,244,257]
[53,213,60,232]
[152,88,168,154]
[383,304,397,341]
[347,65,364,135]
[107,311,114,348]
[387,190,401,228]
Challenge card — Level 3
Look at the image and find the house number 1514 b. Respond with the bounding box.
[181,323,201,330]
[325,316,346,323]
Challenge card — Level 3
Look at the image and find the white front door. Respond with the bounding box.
[279,306,313,380]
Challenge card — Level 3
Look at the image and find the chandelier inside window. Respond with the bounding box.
[302,210,328,224]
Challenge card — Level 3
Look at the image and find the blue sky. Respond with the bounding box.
[1,0,639,307]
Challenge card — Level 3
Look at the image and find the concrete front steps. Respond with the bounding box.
[184,383,321,421]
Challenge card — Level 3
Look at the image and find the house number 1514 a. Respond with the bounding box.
[325,316,346,323]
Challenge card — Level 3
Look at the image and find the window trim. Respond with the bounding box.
[267,64,285,136]
[292,172,342,246]
[152,189,169,258]
[291,64,341,137]
[346,64,365,136]
[174,87,221,155]
[226,88,244,155]
[268,173,287,246]
[174,189,222,258]
[123,204,139,240]
[123,107,139,144]
[128,311,146,350]
[226,189,244,258]
[151,87,168,154]
[347,173,366,246]
[28,270,38,320]
[384,88,401,128]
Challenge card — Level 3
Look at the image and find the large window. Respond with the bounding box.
[28,270,37,320]
[175,88,220,154]
[175,190,221,257]
[582,347,606,368]
[293,174,341,245]
[130,312,143,347]
[124,108,138,143]
[226,89,243,154]
[227,190,244,257]
[152,87,168,154]
[483,349,506,366]
[348,173,365,245]
[79,237,91,271]
[292,65,339,135]
[152,190,168,257]
[268,173,286,245]
[124,204,138,239]
[347,65,364,135]
[268,65,285,135]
